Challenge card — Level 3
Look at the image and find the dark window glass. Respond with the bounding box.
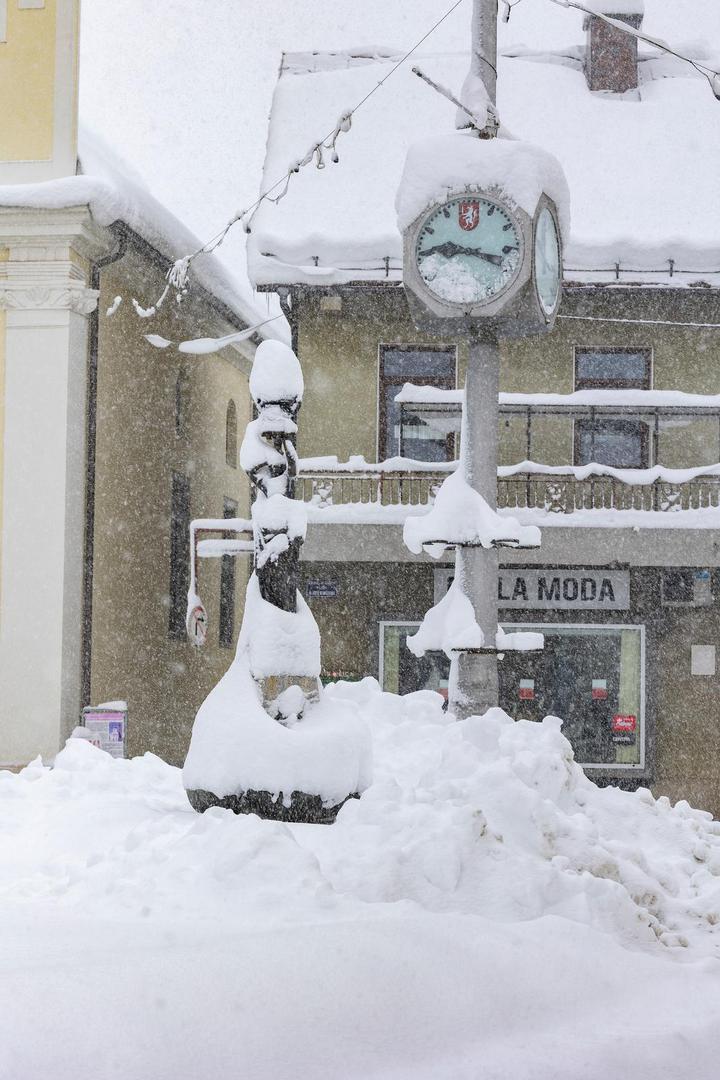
[379,345,456,460]
[575,418,648,467]
[169,472,191,638]
[575,348,650,389]
[225,400,238,467]
[175,370,189,437]
[219,497,238,648]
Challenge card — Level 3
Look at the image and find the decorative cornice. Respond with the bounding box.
[0,283,99,314]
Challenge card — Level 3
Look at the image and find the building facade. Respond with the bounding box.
[0,0,258,767]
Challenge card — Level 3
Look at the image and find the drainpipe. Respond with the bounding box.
[81,222,128,708]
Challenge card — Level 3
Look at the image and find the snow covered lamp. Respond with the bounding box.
[183,341,372,823]
[397,134,569,339]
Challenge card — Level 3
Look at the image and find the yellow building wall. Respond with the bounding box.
[0,0,57,162]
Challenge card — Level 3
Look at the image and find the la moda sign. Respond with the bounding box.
[498,569,629,611]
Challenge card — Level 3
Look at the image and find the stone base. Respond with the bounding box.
[186,786,358,824]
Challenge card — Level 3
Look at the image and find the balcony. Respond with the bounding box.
[296,387,720,522]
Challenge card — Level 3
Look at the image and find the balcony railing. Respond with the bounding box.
[296,462,720,515]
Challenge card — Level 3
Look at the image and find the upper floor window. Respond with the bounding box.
[379,345,456,462]
[225,399,238,467]
[575,347,651,390]
[574,347,652,467]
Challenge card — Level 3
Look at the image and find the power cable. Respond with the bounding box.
[160,0,470,304]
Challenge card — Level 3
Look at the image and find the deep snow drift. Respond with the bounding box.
[2,681,720,1079]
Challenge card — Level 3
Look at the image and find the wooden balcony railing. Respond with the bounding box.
[295,467,720,515]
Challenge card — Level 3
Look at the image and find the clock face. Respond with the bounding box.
[415,195,523,306]
[534,206,561,314]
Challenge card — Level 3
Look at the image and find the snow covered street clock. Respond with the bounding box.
[397,135,568,337]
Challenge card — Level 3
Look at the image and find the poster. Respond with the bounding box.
[82,707,126,759]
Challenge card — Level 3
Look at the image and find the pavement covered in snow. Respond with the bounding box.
[2,680,720,1079]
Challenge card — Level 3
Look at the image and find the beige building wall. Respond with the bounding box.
[90,247,252,765]
[295,288,720,470]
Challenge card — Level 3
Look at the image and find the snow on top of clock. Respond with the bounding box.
[396,133,570,240]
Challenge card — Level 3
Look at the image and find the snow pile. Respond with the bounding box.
[3,684,720,1076]
[183,574,371,804]
[404,466,541,554]
[407,575,485,657]
[396,132,570,240]
[249,339,304,404]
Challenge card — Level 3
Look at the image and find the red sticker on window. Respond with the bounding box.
[612,714,636,733]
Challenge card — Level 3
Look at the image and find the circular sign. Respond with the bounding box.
[186,602,208,648]
[414,194,523,307]
[534,205,561,315]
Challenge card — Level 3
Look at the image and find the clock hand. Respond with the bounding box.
[420,241,503,266]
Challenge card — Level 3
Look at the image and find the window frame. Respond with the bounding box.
[377,343,457,461]
[573,416,650,469]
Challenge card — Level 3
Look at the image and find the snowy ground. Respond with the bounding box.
[2,681,720,1079]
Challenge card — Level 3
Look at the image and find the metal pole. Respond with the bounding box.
[448,0,502,717]
[470,0,498,109]
[450,336,501,718]
[457,0,499,137]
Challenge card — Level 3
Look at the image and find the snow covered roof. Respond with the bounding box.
[0,129,268,333]
[249,1,720,290]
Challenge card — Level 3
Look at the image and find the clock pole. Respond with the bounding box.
[398,0,565,722]
[451,0,502,717]
[453,333,501,717]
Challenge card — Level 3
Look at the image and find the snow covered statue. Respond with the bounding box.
[183,341,372,823]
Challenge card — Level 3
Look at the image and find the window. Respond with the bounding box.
[575,347,651,390]
[0,2,6,42]
[380,620,645,769]
[574,348,652,467]
[168,472,191,639]
[225,399,238,467]
[378,345,456,461]
[575,418,648,468]
[175,370,189,438]
[219,497,238,648]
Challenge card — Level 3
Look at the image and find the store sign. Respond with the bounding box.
[498,570,629,611]
[612,714,637,746]
[308,581,339,599]
[82,707,126,759]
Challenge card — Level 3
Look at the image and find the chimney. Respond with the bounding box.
[584,1,644,93]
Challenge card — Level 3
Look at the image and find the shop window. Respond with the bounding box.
[168,472,191,639]
[225,399,238,467]
[575,347,651,390]
[661,568,712,607]
[378,345,456,461]
[380,621,644,770]
[219,497,237,648]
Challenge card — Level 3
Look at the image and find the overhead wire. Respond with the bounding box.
[160,0,470,303]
